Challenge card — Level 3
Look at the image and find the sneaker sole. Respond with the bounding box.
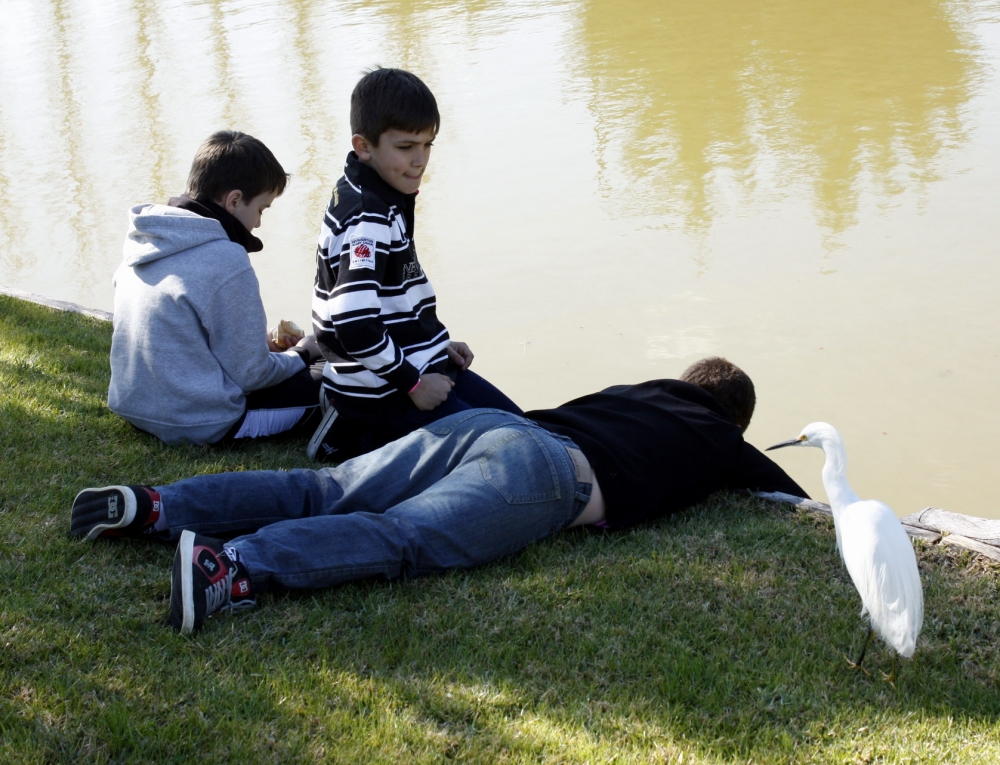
[176,530,196,635]
[306,407,339,460]
[71,486,137,541]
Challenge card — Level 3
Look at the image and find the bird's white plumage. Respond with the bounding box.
[836,498,923,657]
[772,422,923,659]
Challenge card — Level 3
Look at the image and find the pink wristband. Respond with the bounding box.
[408,378,422,394]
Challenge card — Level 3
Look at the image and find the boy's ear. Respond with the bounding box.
[352,134,373,162]
[216,189,244,213]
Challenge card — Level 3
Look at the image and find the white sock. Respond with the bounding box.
[153,504,169,533]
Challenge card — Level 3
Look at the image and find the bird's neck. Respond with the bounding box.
[820,439,861,514]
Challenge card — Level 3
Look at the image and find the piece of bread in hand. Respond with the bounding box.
[271,319,305,350]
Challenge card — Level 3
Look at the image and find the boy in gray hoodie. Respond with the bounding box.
[108,131,323,445]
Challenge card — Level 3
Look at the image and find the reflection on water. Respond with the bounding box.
[580,0,980,235]
[16,0,978,250]
[206,0,244,131]
[50,0,94,270]
[134,0,172,202]
[1,0,999,520]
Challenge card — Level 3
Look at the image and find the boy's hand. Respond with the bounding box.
[408,373,454,411]
[293,334,321,363]
[447,341,474,371]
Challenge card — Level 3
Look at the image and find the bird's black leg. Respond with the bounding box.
[846,627,873,675]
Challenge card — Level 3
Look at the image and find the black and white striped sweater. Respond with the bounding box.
[312,152,450,401]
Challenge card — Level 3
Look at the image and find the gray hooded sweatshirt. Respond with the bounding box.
[108,204,305,444]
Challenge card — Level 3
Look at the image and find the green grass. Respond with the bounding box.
[1,294,998,764]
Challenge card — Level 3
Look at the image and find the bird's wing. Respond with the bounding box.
[838,500,924,657]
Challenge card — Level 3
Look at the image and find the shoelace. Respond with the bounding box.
[204,569,234,616]
[222,598,257,613]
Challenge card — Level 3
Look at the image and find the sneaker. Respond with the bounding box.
[169,531,255,635]
[71,485,161,540]
[319,388,333,417]
[306,404,359,461]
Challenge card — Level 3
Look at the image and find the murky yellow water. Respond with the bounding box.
[2,0,999,518]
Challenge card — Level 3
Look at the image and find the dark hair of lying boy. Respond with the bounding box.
[680,356,756,432]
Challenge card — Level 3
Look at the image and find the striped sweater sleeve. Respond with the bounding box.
[313,206,421,394]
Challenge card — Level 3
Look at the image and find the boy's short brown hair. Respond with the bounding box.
[680,357,756,432]
[185,130,289,203]
[350,68,440,146]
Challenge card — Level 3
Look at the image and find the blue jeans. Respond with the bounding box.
[157,410,591,592]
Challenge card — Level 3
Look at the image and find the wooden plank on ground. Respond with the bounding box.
[900,507,1000,545]
[901,524,942,543]
[760,493,1000,562]
[940,534,1000,562]
[757,491,833,517]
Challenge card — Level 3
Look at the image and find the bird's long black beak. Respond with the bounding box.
[765,437,804,451]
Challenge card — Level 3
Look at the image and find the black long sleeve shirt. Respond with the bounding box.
[527,379,808,529]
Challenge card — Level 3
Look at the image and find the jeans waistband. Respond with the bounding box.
[565,445,592,486]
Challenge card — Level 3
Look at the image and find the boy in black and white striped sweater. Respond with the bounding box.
[308,68,521,461]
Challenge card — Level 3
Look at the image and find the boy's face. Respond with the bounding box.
[353,128,435,195]
[218,189,278,232]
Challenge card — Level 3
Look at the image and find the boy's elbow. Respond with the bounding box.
[330,322,377,356]
[315,332,349,363]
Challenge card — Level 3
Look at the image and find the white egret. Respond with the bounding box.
[767,422,923,683]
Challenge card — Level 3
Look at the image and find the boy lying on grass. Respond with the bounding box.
[72,357,807,634]
[108,130,324,446]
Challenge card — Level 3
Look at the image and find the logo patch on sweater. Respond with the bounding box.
[349,237,376,270]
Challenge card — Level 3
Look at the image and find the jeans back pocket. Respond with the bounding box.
[479,428,562,504]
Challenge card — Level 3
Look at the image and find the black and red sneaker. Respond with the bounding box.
[70,485,161,540]
[169,531,255,635]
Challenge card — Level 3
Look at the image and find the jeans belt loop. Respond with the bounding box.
[565,446,592,486]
